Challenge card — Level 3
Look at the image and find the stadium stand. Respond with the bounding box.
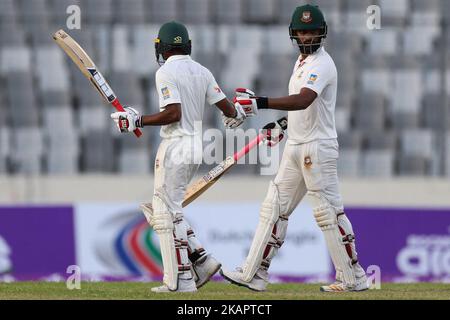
[0,0,448,177]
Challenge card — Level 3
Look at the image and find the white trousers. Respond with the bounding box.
[154,136,205,265]
[276,138,343,216]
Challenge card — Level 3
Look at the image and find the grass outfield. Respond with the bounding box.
[0,282,449,300]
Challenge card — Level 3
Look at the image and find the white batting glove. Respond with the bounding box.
[222,99,248,129]
[110,106,143,133]
[222,113,243,129]
[234,88,261,117]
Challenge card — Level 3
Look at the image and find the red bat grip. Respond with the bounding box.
[233,133,265,162]
[111,99,143,138]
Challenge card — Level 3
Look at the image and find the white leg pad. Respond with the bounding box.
[242,181,280,282]
[151,193,179,291]
[141,203,155,227]
[308,191,356,288]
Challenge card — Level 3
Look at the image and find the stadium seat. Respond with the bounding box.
[0,46,31,74]
[446,132,450,177]
[81,130,115,172]
[114,0,146,25]
[378,0,409,27]
[422,93,447,130]
[398,154,428,176]
[400,129,434,161]
[111,25,132,72]
[360,55,390,96]
[109,71,144,107]
[117,134,151,174]
[354,93,386,131]
[0,126,10,174]
[130,24,160,77]
[17,0,50,33]
[335,105,351,133]
[149,0,178,23]
[6,72,40,128]
[0,0,18,25]
[337,131,363,177]
[84,0,113,25]
[259,54,292,96]
[366,28,399,56]
[0,21,26,46]
[278,0,301,23]
[35,46,70,92]
[215,0,242,24]
[11,127,44,174]
[244,0,275,23]
[361,150,395,177]
[180,0,210,24]
[343,0,374,35]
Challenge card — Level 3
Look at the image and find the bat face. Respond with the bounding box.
[53,29,116,104]
[87,68,116,103]
[182,156,235,207]
[202,157,235,184]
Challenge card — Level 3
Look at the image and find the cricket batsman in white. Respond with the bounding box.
[111,21,256,292]
[220,5,368,292]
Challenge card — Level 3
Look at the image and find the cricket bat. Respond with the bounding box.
[52,29,142,138]
[182,133,264,207]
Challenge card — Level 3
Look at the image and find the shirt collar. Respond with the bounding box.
[298,46,324,67]
[165,55,191,64]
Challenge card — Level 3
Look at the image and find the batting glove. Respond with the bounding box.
[110,106,143,133]
[261,117,288,147]
[234,88,269,116]
[222,98,249,129]
[222,113,244,129]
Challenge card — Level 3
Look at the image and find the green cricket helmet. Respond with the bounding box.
[289,4,328,55]
[154,21,192,65]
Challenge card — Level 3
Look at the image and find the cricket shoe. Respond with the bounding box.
[192,254,222,289]
[320,274,369,292]
[220,267,268,292]
[151,278,197,293]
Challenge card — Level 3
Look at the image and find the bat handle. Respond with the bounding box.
[111,99,143,138]
[233,133,265,162]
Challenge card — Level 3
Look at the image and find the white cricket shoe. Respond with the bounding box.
[320,274,369,292]
[151,278,197,293]
[192,255,222,289]
[321,262,369,292]
[220,267,268,292]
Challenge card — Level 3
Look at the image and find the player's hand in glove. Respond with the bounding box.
[222,101,248,129]
[261,117,288,147]
[234,88,269,116]
[110,106,143,133]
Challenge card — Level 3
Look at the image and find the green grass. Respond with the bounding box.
[0,282,449,300]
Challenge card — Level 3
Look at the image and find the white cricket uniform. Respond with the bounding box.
[241,47,365,287]
[276,47,343,214]
[153,55,225,214]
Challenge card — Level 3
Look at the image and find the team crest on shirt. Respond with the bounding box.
[307,74,318,85]
[161,87,171,100]
[301,11,312,23]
